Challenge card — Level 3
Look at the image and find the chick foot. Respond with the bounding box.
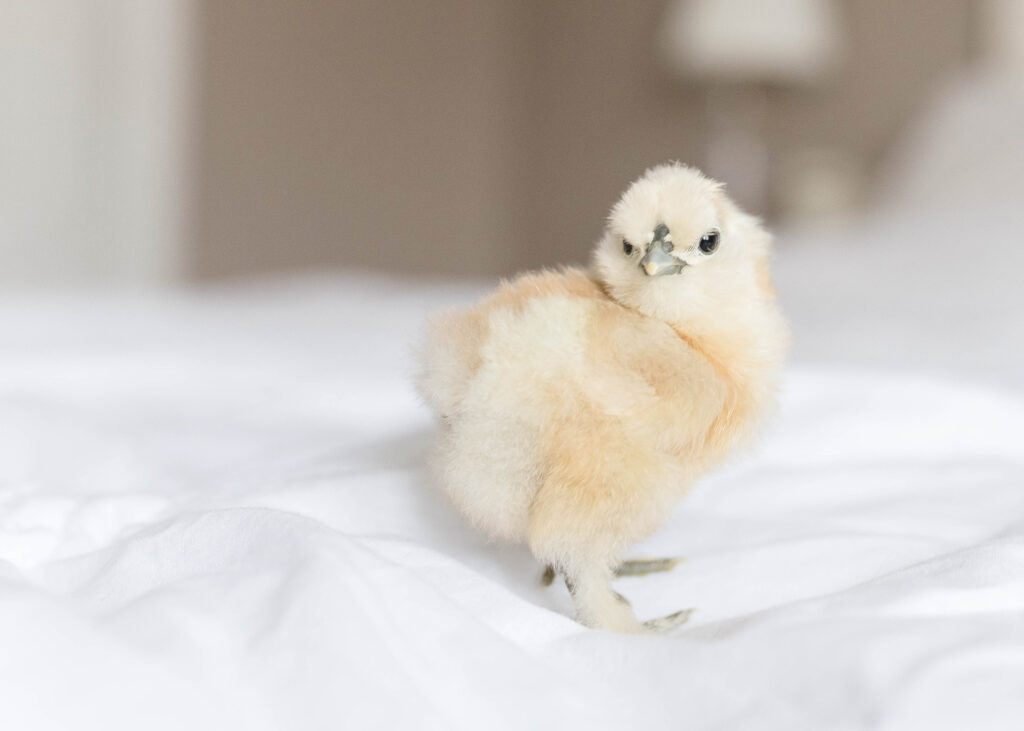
[540,563,694,633]
[615,558,692,632]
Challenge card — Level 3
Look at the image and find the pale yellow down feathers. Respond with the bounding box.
[416,163,789,632]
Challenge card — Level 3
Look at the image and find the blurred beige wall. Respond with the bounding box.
[192,0,534,279]
[190,0,976,280]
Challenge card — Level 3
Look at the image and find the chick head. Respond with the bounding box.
[593,163,773,326]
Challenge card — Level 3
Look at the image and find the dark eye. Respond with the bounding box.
[622,240,633,255]
[698,229,720,254]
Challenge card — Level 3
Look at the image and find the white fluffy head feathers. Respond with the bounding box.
[593,162,773,327]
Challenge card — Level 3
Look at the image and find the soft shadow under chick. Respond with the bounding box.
[416,163,789,633]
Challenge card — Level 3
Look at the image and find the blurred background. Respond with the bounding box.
[1,0,1021,288]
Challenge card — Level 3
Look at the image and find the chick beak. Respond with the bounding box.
[640,240,686,277]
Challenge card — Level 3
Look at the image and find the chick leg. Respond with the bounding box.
[562,562,645,633]
[529,443,692,632]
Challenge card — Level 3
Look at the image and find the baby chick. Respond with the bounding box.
[416,163,788,633]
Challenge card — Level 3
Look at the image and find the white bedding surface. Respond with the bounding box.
[1,262,1022,730]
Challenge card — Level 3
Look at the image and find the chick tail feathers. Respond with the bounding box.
[414,309,483,420]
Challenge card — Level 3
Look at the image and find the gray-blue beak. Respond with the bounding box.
[640,224,685,276]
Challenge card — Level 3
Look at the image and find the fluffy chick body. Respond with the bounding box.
[417,163,788,632]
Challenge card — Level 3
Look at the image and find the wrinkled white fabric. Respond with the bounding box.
[0,264,1021,730]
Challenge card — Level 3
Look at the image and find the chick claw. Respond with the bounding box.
[614,557,683,578]
[643,608,694,633]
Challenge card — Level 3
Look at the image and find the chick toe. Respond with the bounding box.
[614,558,684,578]
[642,608,695,633]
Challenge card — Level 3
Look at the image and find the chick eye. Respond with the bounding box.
[698,229,720,254]
[622,240,634,255]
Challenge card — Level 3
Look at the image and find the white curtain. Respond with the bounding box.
[0,0,192,289]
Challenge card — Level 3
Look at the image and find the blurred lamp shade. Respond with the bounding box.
[660,0,842,85]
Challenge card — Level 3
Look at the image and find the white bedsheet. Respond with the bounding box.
[1,264,1022,730]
